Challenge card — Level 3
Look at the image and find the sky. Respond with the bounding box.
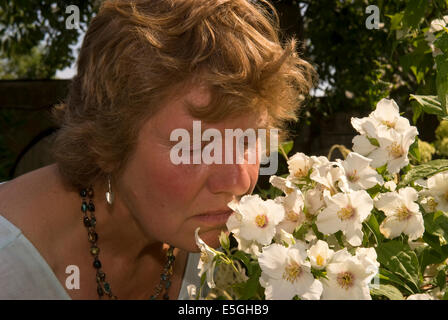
[54,31,85,79]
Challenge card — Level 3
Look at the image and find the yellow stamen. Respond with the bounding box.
[316,255,324,267]
[382,120,395,129]
[286,210,300,222]
[387,142,404,159]
[255,214,268,228]
[283,261,302,283]
[347,170,359,183]
[337,206,355,220]
[293,167,309,179]
[395,206,412,221]
[337,271,354,290]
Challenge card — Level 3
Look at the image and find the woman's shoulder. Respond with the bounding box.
[0,214,70,299]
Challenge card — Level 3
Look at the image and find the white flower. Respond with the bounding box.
[287,153,314,184]
[429,16,448,33]
[351,116,379,140]
[365,126,418,174]
[369,99,413,134]
[321,248,373,300]
[384,181,397,192]
[230,235,262,258]
[352,99,412,136]
[337,152,384,192]
[269,175,296,195]
[259,242,323,300]
[355,247,380,283]
[425,16,448,57]
[316,190,373,246]
[420,196,438,213]
[276,229,296,247]
[420,171,448,212]
[310,161,344,196]
[307,240,334,270]
[303,186,326,216]
[226,194,285,246]
[195,227,218,288]
[351,99,418,174]
[406,293,434,300]
[374,187,424,241]
[275,189,306,234]
[352,134,377,156]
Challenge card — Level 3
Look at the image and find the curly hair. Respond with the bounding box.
[50,0,317,189]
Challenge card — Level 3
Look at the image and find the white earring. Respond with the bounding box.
[105,175,114,205]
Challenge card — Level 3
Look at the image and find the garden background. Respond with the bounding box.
[0,0,446,186]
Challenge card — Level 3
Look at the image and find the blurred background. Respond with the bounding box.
[0,0,446,185]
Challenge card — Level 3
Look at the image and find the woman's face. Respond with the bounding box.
[117,85,263,251]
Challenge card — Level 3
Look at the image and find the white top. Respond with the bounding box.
[0,182,201,300]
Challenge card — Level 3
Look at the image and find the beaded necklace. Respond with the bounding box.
[79,186,176,300]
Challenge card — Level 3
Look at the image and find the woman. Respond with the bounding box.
[0,0,315,299]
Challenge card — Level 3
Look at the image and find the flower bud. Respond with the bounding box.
[219,231,230,251]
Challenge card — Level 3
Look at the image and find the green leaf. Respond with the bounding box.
[418,246,446,274]
[399,159,448,187]
[409,138,421,163]
[387,12,404,31]
[436,269,447,290]
[402,0,428,30]
[376,240,421,293]
[434,32,448,53]
[279,140,294,157]
[238,265,262,300]
[436,53,448,112]
[370,284,405,300]
[232,251,254,275]
[443,290,448,300]
[410,95,445,117]
[424,211,448,246]
[378,268,416,295]
[365,213,384,244]
[368,137,380,147]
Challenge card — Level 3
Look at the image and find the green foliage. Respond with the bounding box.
[370,284,405,300]
[376,240,421,294]
[0,0,101,78]
[399,159,448,187]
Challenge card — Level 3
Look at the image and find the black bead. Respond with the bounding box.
[98,271,106,281]
[88,201,95,212]
[97,286,104,297]
[165,280,171,289]
[81,201,88,213]
[93,259,102,269]
[90,217,96,227]
[83,217,91,227]
[88,232,98,243]
[80,189,87,198]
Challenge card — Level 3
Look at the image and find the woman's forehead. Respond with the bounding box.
[149,83,267,130]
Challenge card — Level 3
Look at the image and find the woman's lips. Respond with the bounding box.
[192,209,233,226]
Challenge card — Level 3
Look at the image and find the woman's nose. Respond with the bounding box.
[206,162,256,197]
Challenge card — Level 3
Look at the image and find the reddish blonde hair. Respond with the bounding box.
[51,0,316,189]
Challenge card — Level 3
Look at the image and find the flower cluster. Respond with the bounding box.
[194,99,448,300]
